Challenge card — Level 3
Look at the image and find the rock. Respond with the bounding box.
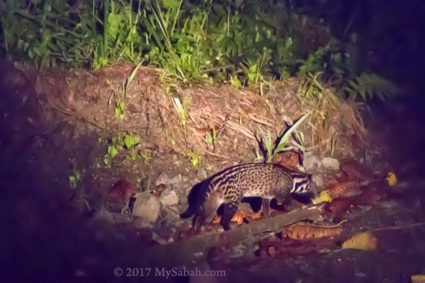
[152,226,177,245]
[196,168,207,180]
[133,218,153,229]
[93,206,115,224]
[160,189,179,206]
[321,157,340,171]
[304,153,321,171]
[155,171,182,186]
[312,175,325,189]
[132,192,161,223]
[93,206,129,225]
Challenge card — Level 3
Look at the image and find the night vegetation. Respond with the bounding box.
[0,0,397,101]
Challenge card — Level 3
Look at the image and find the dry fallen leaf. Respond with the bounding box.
[326,180,359,199]
[106,179,137,212]
[153,183,166,197]
[411,274,425,283]
[325,198,353,216]
[246,207,263,220]
[192,127,212,137]
[285,224,343,240]
[313,180,359,204]
[107,179,136,202]
[342,231,377,251]
[212,211,247,225]
[386,172,397,186]
[313,190,333,204]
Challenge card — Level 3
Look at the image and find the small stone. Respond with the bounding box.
[155,171,182,186]
[312,175,325,189]
[321,157,340,171]
[93,207,129,224]
[196,168,207,180]
[93,206,115,224]
[152,230,175,245]
[304,153,321,171]
[132,192,161,223]
[132,218,153,229]
[160,189,179,206]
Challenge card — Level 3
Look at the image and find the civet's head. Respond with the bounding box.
[291,173,312,195]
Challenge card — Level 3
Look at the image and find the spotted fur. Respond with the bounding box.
[180,163,312,231]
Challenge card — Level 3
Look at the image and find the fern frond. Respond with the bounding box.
[345,72,399,101]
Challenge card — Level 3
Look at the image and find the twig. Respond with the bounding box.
[226,121,256,140]
[372,222,425,233]
[248,114,274,127]
[202,65,234,73]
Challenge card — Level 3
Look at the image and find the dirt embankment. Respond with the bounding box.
[1,60,373,225]
[28,62,368,173]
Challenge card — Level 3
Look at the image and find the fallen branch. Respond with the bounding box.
[139,207,320,266]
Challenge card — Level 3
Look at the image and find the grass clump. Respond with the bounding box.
[259,113,309,162]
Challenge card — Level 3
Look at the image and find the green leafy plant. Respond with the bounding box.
[241,48,271,87]
[103,132,149,166]
[345,72,399,101]
[146,0,212,83]
[93,0,146,68]
[114,100,125,120]
[172,95,189,131]
[68,162,90,212]
[230,75,242,89]
[104,142,118,167]
[112,61,143,120]
[297,72,338,141]
[298,72,326,101]
[0,0,396,98]
[274,113,310,155]
[258,127,273,162]
[187,150,201,169]
[124,134,140,149]
[69,167,81,189]
[259,112,309,162]
[205,123,217,146]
